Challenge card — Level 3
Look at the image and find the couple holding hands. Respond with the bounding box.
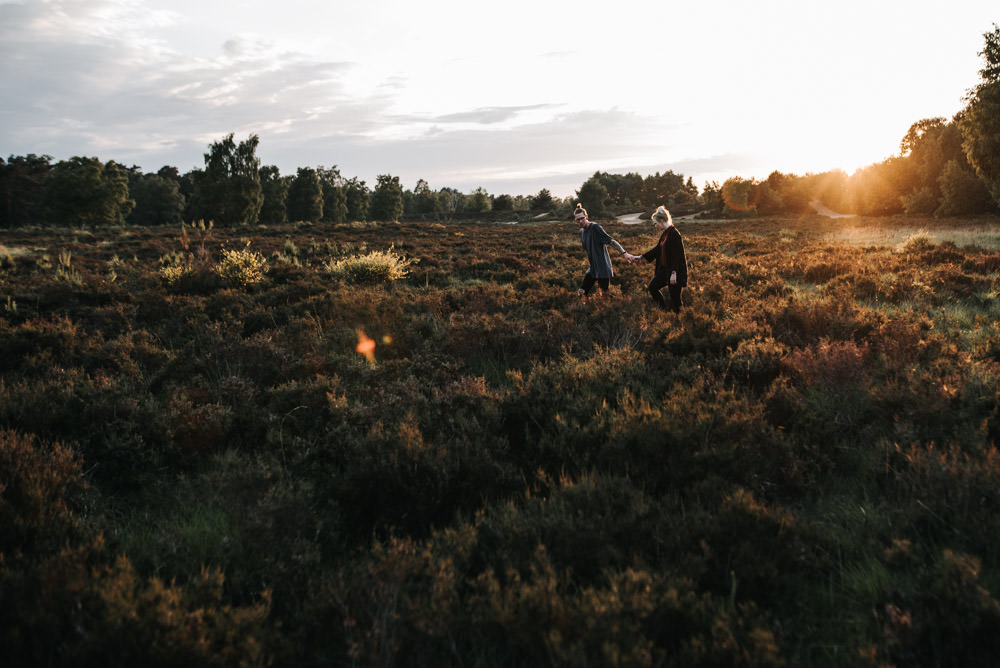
[575,203,688,313]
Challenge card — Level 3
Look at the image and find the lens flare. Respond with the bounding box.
[355,329,376,362]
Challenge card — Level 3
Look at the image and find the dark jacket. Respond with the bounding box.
[580,223,626,279]
[642,225,687,286]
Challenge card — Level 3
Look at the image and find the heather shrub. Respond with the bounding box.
[782,338,869,387]
[323,246,413,283]
[0,429,86,554]
[158,249,192,285]
[900,232,935,254]
[63,558,272,667]
[55,249,83,285]
[216,242,266,287]
[873,550,1000,667]
[0,430,272,667]
[726,336,789,388]
[891,441,1000,547]
[6,216,1000,665]
[802,258,852,283]
[334,507,784,667]
[324,409,517,539]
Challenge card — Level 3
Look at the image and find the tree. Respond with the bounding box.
[701,181,723,214]
[530,188,554,211]
[463,187,492,214]
[0,154,51,227]
[409,179,439,216]
[845,157,908,216]
[317,167,348,223]
[127,172,184,226]
[898,117,967,209]
[344,178,370,221]
[720,177,759,216]
[286,167,323,222]
[937,159,997,215]
[157,165,181,183]
[370,174,404,222]
[641,171,685,208]
[191,133,263,226]
[596,171,643,206]
[492,194,514,211]
[959,24,1000,205]
[575,174,608,217]
[437,187,463,214]
[44,157,133,226]
[259,165,288,224]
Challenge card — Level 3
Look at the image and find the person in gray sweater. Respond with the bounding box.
[574,204,638,297]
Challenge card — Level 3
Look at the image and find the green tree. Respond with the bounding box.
[44,157,133,226]
[596,171,644,206]
[492,194,514,211]
[960,24,1000,205]
[370,174,404,221]
[437,187,463,214]
[191,133,263,227]
[937,159,997,215]
[701,181,723,214]
[845,157,908,216]
[344,177,370,221]
[641,171,685,208]
[318,167,348,223]
[259,165,288,224]
[0,154,51,227]
[575,174,608,217]
[127,171,185,226]
[286,167,323,222]
[412,179,439,216]
[720,176,759,217]
[178,170,198,221]
[463,187,492,214]
[530,188,554,211]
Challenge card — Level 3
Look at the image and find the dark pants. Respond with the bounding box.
[648,271,682,312]
[579,274,610,294]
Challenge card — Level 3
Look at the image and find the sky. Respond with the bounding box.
[1,0,997,198]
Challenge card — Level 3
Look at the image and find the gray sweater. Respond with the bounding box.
[580,223,626,279]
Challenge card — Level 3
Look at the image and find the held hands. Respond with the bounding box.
[623,252,640,264]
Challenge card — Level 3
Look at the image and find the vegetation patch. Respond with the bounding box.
[2,215,1000,666]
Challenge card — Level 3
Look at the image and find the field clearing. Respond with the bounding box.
[2,213,1000,666]
[821,224,1000,250]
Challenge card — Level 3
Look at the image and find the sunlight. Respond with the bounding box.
[355,329,376,363]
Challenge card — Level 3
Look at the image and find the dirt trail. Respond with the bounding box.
[810,200,855,218]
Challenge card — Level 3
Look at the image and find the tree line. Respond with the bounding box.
[3,25,998,228]
[0,133,560,229]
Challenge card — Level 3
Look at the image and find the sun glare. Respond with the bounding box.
[355,329,376,363]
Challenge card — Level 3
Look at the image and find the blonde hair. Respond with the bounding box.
[573,203,588,218]
[652,205,672,225]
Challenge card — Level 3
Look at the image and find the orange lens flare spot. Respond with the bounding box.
[355,329,376,362]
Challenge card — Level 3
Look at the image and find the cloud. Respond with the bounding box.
[256,108,694,196]
[0,0,387,169]
[429,105,557,125]
[0,0,699,195]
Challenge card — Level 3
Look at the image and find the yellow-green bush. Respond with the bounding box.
[216,242,266,287]
[324,247,413,284]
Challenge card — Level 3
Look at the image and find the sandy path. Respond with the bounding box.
[810,200,855,218]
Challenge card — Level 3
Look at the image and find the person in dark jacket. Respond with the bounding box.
[574,203,638,297]
[637,205,687,312]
